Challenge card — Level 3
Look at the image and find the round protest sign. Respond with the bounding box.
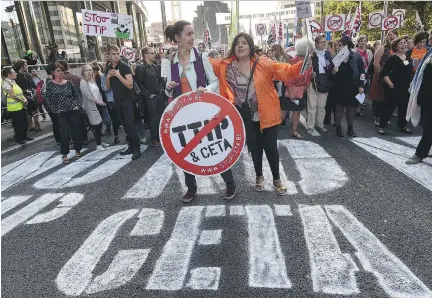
[327,15,343,31]
[382,16,399,31]
[120,46,135,62]
[160,91,245,176]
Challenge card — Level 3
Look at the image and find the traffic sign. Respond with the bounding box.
[160,91,245,176]
[325,14,345,32]
[120,46,135,62]
[382,15,400,31]
[368,11,384,29]
[255,23,266,36]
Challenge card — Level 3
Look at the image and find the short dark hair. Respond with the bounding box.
[2,66,14,78]
[315,35,326,44]
[164,21,191,43]
[413,31,430,45]
[12,59,27,72]
[141,46,154,56]
[339,35,355,50]
[229,32,255,59]
[198,42,205,48]
[58,60,69,71]
[107,44,120,53]
[49,62,65,79]
[391,37,406,52]
[384,30,399,49]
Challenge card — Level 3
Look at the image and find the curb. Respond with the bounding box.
[1,133,54,157]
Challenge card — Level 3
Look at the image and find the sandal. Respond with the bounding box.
[71,152,81,160]
[273,179,288,196]
[291,132,303,139]
[62,155,70,164]
[254,176,265,192]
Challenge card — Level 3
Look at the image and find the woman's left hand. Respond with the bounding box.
[359,87,364,94]
[196,87,206,96]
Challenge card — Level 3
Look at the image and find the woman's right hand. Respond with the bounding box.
[166,81,179,90]
[388,82,394,89]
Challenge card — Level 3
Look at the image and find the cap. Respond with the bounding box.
[27,50,34,55]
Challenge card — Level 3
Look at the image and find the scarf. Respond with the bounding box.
[314,49,326,74]
[406,48,432,127]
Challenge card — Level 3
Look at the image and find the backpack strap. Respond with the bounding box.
[193,48,207,88]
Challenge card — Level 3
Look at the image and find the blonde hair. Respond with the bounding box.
[81,64,93,80]
[295,37,314,57]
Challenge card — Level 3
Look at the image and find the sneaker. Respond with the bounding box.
[406,155,423,165]
[374,120,380,126]
[132,151,141,160]
[152,140,161,147]
[97,145,106,151]
[378,128,386,135]
[140,138,147,145]
[273,179,288,196]
[102,143,110,148]
[181,187,197,203]
[306,128,315,135]
[316,126,327,133]
[400,127,413,134]
[119,148,134,155]
[225,185,237,200]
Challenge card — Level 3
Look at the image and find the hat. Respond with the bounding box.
[26,50,34,55]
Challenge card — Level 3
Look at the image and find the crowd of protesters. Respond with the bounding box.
[1,20,431,201]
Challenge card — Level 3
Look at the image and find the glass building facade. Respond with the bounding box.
[1,1,148,66]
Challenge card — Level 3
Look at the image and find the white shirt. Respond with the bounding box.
[165,48,219,96]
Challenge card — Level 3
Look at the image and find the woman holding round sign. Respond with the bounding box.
[213,32,305,196]
[164,20,237,203]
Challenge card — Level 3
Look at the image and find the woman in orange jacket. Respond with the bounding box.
[213,33,303,195]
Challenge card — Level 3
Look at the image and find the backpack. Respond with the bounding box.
[35,79,46,104]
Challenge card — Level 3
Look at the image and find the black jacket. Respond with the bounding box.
[418,63,432,110]
[135,62,165,99]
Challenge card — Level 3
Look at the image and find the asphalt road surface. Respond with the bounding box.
[2,114,432,298]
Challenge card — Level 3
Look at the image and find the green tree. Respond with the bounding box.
[323,1,432,42]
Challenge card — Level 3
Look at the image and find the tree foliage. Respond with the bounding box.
[323,1,432,42]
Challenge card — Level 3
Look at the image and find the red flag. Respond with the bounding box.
[278,20,283,44]
[350,6,362,38]
[204,27,210,44]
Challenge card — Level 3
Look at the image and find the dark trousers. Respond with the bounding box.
[9,109,28,143]
[94,123,102,145]
[38,104,46,119]
[58,110,82,155]
[379,88,409,129]
[417,109,432,158]
[115,99,140,151]
[46,108,61,143]
[107,102,119,136]
[146,94,165,141]
[373,101,384,118]
[250,122,280,180]
[184,169,235,189]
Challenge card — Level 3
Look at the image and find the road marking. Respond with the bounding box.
[1,195,32,215]
[205,205,226,217]
[274,205,293,216]
[1,154,35,175]
[396,136,422,147]
[299,205,359,294]
[123,154,173,199]
[198,229,222,245]
[175,165,225,195]
[146,206,204,290]
[1,132,53,154]
[245,205,292,288]
[229,206,245,216]
[242,150,298,195]
[1,193,63,236]
[26,193,84,224]
[279,140,348,195]
[1,151,56,191]
[299,114,320,136]
[34,146,126,189]
[186,267,221,290]
[325,205,432,298]
[129,209,164,236]
[352,138,432,191]
[56,209,139,296]
[85,249,150,294]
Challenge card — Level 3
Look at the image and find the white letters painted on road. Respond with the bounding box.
[274,205,293,216]
[229,205,245,216]
[1,195,32,215]
[198,229,222,245]
[56,209,139,296]
[352,138,432,191]
[325,205,432,298]
[34,146,129,189]
[146,206,204,290]
[246,205,292,288]
[129,208,164,236]
[205,205,226,217]
[186,267,221,290]
[1,193,64,236]
[279,140,349,195]
[26,193,84,224]
[299,205,359,294]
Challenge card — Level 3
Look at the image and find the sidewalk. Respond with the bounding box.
[1,113,55,152]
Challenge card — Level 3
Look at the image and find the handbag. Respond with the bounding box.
[314,73,330,93]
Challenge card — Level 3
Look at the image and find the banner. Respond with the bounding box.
[82,9,133,39]
[325,14,346,32]
[368,11,384,29]
[296,1,312,19]
[306,18,323,41]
